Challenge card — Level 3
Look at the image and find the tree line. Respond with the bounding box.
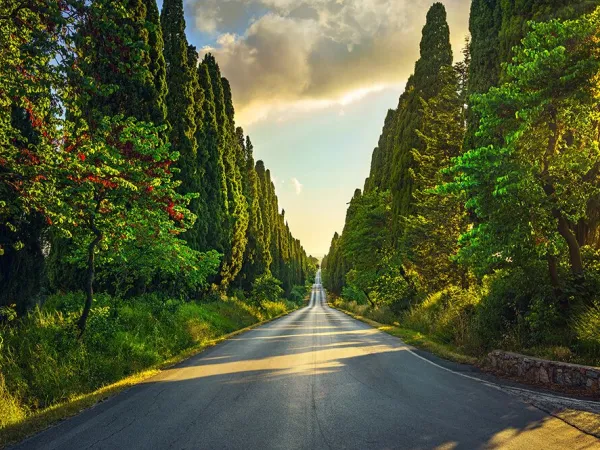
[323,1,600,358]
[0,0,316,333]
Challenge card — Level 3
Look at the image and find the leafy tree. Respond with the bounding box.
[53,117,209,333]
[0,1,79,311]
[250,274,283,308]
[448,8,600,297]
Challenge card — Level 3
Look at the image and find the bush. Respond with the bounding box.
[573,302,600,364]
[341,284,368,304]
[403,285,481,349]
[288,285,309,304]
[250,274,284,307]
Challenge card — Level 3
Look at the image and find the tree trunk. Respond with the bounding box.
[78,223,102,337]
[547,253,560,292]
[364,291,375,308]
[555,213,584,277]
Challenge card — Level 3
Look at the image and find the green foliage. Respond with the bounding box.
[327,5,600,367]
[250,274,284,307]
[390,3,453,228]
[0,291,295,427]
[573,302,600,362]
[449,7,600,284]
[341,285,368,305]
[402,64,468,292]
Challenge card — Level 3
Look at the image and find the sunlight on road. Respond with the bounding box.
[156,343,407,381]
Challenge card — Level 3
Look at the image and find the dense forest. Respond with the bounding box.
[323,2,600,365]
[0,0,316,428]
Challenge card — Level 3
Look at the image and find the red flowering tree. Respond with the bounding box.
[52,116,219,333]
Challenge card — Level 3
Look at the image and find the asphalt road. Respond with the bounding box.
[15,271,600,449]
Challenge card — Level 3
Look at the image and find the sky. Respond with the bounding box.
[158,0,471,257]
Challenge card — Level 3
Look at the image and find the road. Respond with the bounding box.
[16,271,600,449]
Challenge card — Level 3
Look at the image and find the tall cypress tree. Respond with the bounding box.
[237,135,266,290]
[76,0,160,123]
[256,160,273,273]
[220,77,249,287]
[197,61,227,252]
[364,109,396,193]
[390,3,452,236]
[203,54,248,287]
[161,0,197,209]
[203,54,232,257]
[144,0,168,126]
[179,44,205,250]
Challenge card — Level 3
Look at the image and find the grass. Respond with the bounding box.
[0,293,300,448]
[329,298,478,366]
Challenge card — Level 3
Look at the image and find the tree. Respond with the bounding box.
[196,60,227,252]
[402,66,468,292]
[448,7,600,297]
[237,135,266,290]
[143,0,168,126]
[161,0,198,225]
[218,76,249,287]
[390,2,453,236]
[0,1,79,312]
[54,117,212,334]
[250,274,283,308]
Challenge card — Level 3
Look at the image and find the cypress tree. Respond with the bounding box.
[256,161,273,272]
[364,109,396,193]
[180,44,205,250]
[76,0,159,123]
[144,0,168,125]
[197,61,227,252]
[389,3,452,236]
[403,66,468,291]
[203,54,232,258]
[161,0,197,208]
[464,0,502,150]
[237,135,266,290]
[203,54,248,287]
[220,78,249,287]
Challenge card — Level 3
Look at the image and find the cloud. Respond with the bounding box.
[291,177,303,195]
[193,0,471,124]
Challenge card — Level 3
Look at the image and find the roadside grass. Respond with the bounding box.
[329,298,478,366]
[0,294,299,448]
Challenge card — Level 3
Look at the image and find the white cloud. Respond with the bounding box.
[192,0,471,124]
[291,177,303,195]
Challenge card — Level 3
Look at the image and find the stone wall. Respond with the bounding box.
[486,350,600,394]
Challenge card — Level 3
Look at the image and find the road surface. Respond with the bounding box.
[15,271,600,449]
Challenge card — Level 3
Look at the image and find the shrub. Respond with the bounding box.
[288,285,309,304]
[250,274,284,307]
[341,284,368,304]
[403,285,481,349]
[573,302,600,364]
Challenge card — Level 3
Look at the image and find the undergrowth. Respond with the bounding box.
[0,292,298,430]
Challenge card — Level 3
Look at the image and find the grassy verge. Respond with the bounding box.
[0,294,299,447]
[329,298,478,366]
